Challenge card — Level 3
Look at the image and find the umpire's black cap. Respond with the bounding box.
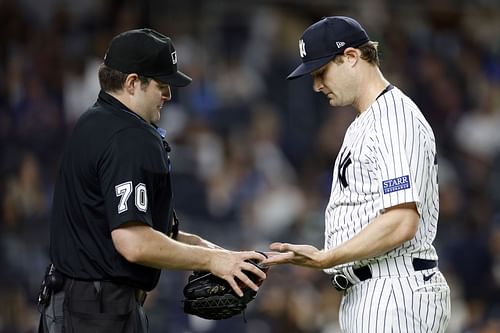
[287,16,369,80]
[104,28,192,87]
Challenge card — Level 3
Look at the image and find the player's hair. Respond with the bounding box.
[359,41,379,65]
[98,64,152,92]
[333,41,380,66]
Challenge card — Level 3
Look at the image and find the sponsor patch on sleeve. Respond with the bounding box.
[382,175,410,194]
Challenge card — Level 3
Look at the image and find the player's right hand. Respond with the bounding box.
[263,243,329,269]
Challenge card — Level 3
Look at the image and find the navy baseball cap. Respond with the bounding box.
[287,16,370,80]
[104,28,192,87]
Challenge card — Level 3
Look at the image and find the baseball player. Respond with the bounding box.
[37,28,266,333]
[264,16,451,332]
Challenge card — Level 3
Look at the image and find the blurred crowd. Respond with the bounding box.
[1,0,500,332]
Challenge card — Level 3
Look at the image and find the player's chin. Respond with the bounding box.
[328,99,339,107]
[328,97,346,108]
[325,94,336,106]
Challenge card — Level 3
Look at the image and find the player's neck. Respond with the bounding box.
[354,66,390,114]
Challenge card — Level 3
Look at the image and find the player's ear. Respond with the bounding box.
[124,74,139,95]
[343,47,361,66]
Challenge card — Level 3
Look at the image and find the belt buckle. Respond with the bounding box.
[331,273,351,292]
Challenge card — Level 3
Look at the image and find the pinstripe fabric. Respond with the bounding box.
[324,87,439,272]
[324,87,450,332]
[340,271,450,333]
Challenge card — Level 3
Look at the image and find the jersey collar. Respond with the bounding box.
[98,90,170,149]
[98,90,148,123]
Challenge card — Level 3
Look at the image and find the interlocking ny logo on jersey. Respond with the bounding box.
[338,149,352,188]
[299,39,306,58]
[382,175,411,194]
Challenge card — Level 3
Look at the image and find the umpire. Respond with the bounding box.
[38,28,266,333]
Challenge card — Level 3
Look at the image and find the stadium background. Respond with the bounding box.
[1,0,500,332]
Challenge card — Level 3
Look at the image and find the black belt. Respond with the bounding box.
[57,271,147,306]
[88,280,147,306]
[332,258,437,291]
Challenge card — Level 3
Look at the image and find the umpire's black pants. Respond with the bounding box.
[39,279,148,333]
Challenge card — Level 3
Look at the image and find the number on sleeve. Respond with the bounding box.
[135,183,148,212]
[115,181,133,214]
[115,181,148,213]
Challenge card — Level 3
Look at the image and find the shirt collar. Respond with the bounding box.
[98,90,169,142]
[98,90,147,123]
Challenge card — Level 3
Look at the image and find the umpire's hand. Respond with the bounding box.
[209,250,267,297]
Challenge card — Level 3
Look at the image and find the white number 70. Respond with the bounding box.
[115,181,148,213]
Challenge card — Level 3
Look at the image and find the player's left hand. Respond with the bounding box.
[262,243,328,269]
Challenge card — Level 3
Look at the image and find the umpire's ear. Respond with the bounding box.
[124,73,140,95]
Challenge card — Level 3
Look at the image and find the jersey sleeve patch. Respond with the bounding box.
[382,175,410,194]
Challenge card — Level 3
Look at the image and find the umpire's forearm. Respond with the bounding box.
[177,231,222,249]
[112,224,221,271]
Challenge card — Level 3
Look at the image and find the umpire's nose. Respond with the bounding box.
[162,85,172,102]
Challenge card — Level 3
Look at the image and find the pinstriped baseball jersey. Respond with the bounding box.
[324,86,439,274]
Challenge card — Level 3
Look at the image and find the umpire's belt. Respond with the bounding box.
[331,258,437,291]
[62,275,148,306]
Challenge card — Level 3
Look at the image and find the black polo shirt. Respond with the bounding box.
[50,91,174,291]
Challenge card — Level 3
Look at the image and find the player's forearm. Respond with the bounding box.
[323,204,419,268]
[112,225,221,271]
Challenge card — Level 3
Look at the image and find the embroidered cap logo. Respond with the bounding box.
[171,51,177,64]
[299,39,306,58]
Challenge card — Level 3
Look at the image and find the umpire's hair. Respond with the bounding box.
[333,41,380,66]
[98,64,152,92]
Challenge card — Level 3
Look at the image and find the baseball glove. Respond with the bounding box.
[183,255,267,320]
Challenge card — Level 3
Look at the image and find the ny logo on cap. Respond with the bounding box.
[299,39,306,58]
[336,41,346,48]
[171,51,177,64]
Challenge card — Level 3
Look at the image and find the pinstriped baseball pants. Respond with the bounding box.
[339,263,450,332]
